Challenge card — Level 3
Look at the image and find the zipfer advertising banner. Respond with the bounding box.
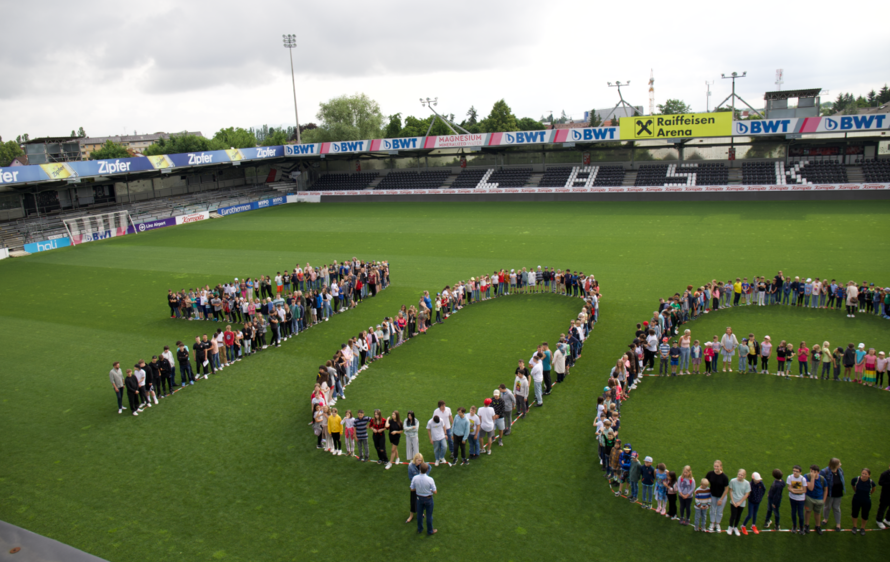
[620,112,733,140]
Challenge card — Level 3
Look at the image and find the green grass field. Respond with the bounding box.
[1,201,888,562]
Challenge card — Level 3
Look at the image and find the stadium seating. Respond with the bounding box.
[307,172,379,192]
[451,168,488,189]
[634,163,728,187]
[783,161,848,185]
[742,161,783,185]
[374,170,451,190]
[539,166,626,187]
[485,167,533,188]
[862,159,890,182]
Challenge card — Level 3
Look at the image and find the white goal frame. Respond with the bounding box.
[62,210,137,245]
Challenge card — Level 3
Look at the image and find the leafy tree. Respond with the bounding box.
[89,140,131,160]
[397,115,451,138]
[310,93,384,142]
[879,84,890,104]
[465,106,478,126]
[0,140,25,167]
[71,130,76,138]
[78,127,86,138]
[384,113,402,138]
[16,134,29,143]
[516,117,546,131]
[143,133,216,156]
[867,90,877,107]
[482,99,518,133]
[656,99,692,114]
[588,110,603,127]
[262,129,289,146]
[212,127,257,149]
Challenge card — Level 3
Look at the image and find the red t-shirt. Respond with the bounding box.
[224,331,235,346]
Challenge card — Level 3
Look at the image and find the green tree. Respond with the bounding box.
[714,107,741,120]
[143,133,215,155]
[384,113,402,138]
[465,106,478,126]
[588,110,603,127]
[482,99,518,133]
[261,129,288,146]
[212,127,257,149]
[89,140,130,160]
[656,99,692,114]
[310,93,384,142]
[516,117,546,131]
[0,140,25,167]
[78,127,86,138]
[398,116,451,138]
[867,90,877,107]
[71,130,76,138]
[879,84,890,104]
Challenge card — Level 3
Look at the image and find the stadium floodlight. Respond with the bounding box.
[282,34,302,144]
[715,71,763,119]
[604,81,639,122]
[419,98,471,137]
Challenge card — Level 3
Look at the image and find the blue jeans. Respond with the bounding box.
[641,484,654,505]
[114,387,124,409]
[790,498,804,529]
[679,348,690,371]
[695,507,709,529]
[782,290,791,304]
[630,481,639,500]
[743,501,761,527]
[468,435,479,456]
[710,496,726,525]
[446,428,453,455]
[416,496,434,534]
[226,345,235,362]
[433,439,447,462]
[764,500,781,527]
[738,355,747,372]
[534,380,543,405]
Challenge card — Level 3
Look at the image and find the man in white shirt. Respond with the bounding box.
[433,401,454,456]
[426,415,447,465]
[530,353,544,406]
[477,398,496,455]
[161,345,177,386]
[645,329,659,371]
[133,362,151,410]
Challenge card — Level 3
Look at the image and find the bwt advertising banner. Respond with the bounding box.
[217,196,287,216]
[24,237,72,253]
[553,127,621,143]
[733,114,889,136]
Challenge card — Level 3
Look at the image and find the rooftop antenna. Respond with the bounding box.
[420,98,471,136]
[604,81,638,123]
[648,70,655,117]
[714,72,764,119]
[705,80,714,112]
[775,69,784,91]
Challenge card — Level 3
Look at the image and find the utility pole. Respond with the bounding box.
[282,34,301,144]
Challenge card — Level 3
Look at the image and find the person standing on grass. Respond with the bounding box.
[194,335,210,379]
[678,465,695,525]
[109,362,125,414]
[124,369,141,416]
[385,411,402,469]
[432,401,454,456]
[764,469,785,531]
[176,342,194,386]
[541,342,553,394]
[478,398,496,455]
[427,414,447,466]
[819,458,845,532]
[741,472,766,534]
[721,327,739,372]
[850,468,876,535]
[406,454,428,524]
[157,353,173,398]
[162,345,177,386]
[804,464,828,534]
[554,342,567,383]
[403,412,419,462]
[370,410,388,465]
[498,384,515,435]
[327,407,343,456]
[727,469,751,536]
[787,465,808,534]
[707,460,730,533]
[846,281,859,317]
[514,363,529,417]
[451,408,470,465]
[530,352,544,406]
[411,462,438,536]
[353,409,371,462]
[876,465,890,529]
[490,390,506,446]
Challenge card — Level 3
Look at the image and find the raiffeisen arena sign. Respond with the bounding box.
[620,112,733,140]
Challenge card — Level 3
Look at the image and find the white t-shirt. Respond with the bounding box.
[646,335,658,352]
[478,406,495,432]
[426,417,446,441]
[531,361,544,383]
[467,413,480,436]
[134,368,146,386]
[433,407,453,430]
[786,474,808,501]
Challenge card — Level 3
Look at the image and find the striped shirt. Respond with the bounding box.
[353,416,371,440]
[695,486,711,508]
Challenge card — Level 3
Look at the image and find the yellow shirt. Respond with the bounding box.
[734,282,742,294]
[327,414,343,433]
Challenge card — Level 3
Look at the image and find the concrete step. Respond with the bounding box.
[622,171,637,187]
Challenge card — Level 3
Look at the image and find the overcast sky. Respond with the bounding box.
[2,0,888,142]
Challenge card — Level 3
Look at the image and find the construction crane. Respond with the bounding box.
[649,69,655,116]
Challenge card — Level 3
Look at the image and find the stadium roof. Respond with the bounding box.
[764,88,822,101]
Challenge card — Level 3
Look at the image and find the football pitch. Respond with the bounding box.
[1,200,888,562]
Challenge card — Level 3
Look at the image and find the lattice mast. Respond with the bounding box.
[648,69,655,116]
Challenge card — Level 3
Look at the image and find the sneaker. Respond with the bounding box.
[860,528,866,536]
[734,527,741,537]
[385,462,392,469]
[716,525,721,533]
[804,525,810,534]
[851,527,857,535]
[815,526,823,535]
[751,525,759,534]
[740,526,748,536]
[435,460,440,466]
[877,522,887,530]
[487,449,491,455]
[792,527,798,534]
[118,408,122,414]
[132,411,138,416]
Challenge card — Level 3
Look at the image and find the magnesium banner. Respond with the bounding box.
[621,112,733,140]
[423,134,490,149]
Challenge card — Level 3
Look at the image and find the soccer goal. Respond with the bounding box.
[62,210,137,245]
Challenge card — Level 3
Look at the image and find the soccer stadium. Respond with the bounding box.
[1,3,889,562]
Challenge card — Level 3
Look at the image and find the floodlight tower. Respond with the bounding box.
[282,34,301,144]
[420,98,471,136]
[604,81,637,123]
[714,71,764,119]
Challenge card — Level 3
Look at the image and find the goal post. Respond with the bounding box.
[62,210,137,245]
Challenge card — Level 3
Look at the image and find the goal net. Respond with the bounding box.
[62,210,136,245]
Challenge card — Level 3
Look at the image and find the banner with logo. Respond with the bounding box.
[369,137,425,152]
[127,217,176,234]
[287,194,321,203]
[71,228,128,245]
[24,237,72,253]
[621,113,733,140]
[553,127,621,143]
[423,134,490,149]
[217,195,287,216]
[733,114,889,136]
[175,211,210,225]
